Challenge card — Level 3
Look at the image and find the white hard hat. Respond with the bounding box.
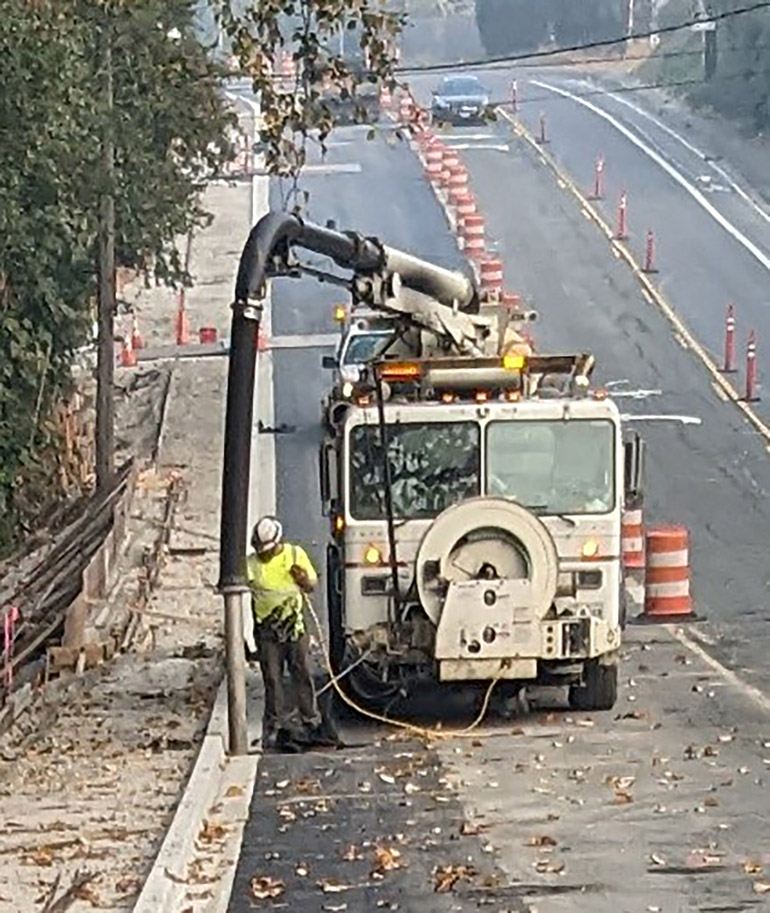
[253,516,283,553]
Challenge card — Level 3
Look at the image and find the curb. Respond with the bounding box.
[132,676,228,912]
[497,108,770,448]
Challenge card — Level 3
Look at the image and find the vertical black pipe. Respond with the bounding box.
[374,372,401,616]
[219,306,260,588]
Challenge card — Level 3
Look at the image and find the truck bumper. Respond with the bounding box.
[437,616,620,682]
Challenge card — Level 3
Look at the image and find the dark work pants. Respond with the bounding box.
[257,625,321,738]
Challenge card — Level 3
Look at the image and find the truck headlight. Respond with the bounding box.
[581,539,600,559]
[364,544,383,565]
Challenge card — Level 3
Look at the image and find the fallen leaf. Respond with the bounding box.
[614,790,634,805]
[534,859,565,874]
[378,773,396,785]
[404,782,420,794]
[319,880,351,894]
[250,875,284,900]
[342,844,363,862]
[460,821,484,836]
[198,820,227,843]
[744,861,764,875]
[434,864,476,893]
[754,882,770,894]
[26,847,54,867]
[373,845,402,875]
[704,797,719,808]
[275,779,290,790]
[225,785,244,798]
[164,869,189,885]
[649,853,666,867]
[527,835,557,847]
[74,881,101,906]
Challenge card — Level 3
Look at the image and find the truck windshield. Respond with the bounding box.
[349,422,480,520]
[343,332,392,365]
[486,420,615,515]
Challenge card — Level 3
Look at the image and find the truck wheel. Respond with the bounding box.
[569,660,618,712]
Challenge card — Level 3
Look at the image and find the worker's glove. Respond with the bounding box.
[242,600,258,659]
[290,564,312,592]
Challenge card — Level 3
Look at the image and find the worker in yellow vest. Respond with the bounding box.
[246,516,325,751]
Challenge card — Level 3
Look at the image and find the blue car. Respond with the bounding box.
[431,74,490,126]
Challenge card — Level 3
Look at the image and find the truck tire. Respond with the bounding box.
[569,660,618,712]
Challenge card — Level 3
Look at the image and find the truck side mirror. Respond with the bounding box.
[322,355,337,369]
[623,433,645,503]
[319,440,339,515]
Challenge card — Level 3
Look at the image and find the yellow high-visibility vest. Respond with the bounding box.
[245,544,317,634]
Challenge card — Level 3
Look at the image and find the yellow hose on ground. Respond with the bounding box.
[305,598,503,741]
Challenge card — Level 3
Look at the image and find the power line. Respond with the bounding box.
[484,43,770,72]
[395,0,770,74]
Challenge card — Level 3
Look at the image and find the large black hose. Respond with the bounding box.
[219,211,478,591]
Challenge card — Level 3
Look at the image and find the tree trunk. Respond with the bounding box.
[96,21,115,492]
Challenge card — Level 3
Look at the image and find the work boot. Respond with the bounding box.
[260,729,278,751]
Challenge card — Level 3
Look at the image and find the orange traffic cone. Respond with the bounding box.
[120,335,137,368]
[174,297,190,346]
[131,314,144,350]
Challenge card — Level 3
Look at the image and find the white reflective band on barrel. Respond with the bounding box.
[647,549,689,567]
[646,580,690,598]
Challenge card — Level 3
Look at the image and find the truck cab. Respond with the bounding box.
[320,354,643,713]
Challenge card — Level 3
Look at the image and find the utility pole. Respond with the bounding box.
[96,17,116,492]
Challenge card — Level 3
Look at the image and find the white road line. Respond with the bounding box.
[270,333,339,349]
[674,628,770,716]
[621,413,702,425]
[531,80,770,275]
[302,163,362,174]
[578,80,770,227]
[442,133,499,141]
[446,143,510,152]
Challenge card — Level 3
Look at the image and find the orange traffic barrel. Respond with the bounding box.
[455,193,477,227]
[622,508,645,569]
[461,214,486,260]
[644,526,693,618]
[447,165,469,196]
[480,258,504,295]
[501,290,522,310]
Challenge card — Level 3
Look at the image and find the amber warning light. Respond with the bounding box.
[378,362,421,382]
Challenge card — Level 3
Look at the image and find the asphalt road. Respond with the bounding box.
[226,102,770,913]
